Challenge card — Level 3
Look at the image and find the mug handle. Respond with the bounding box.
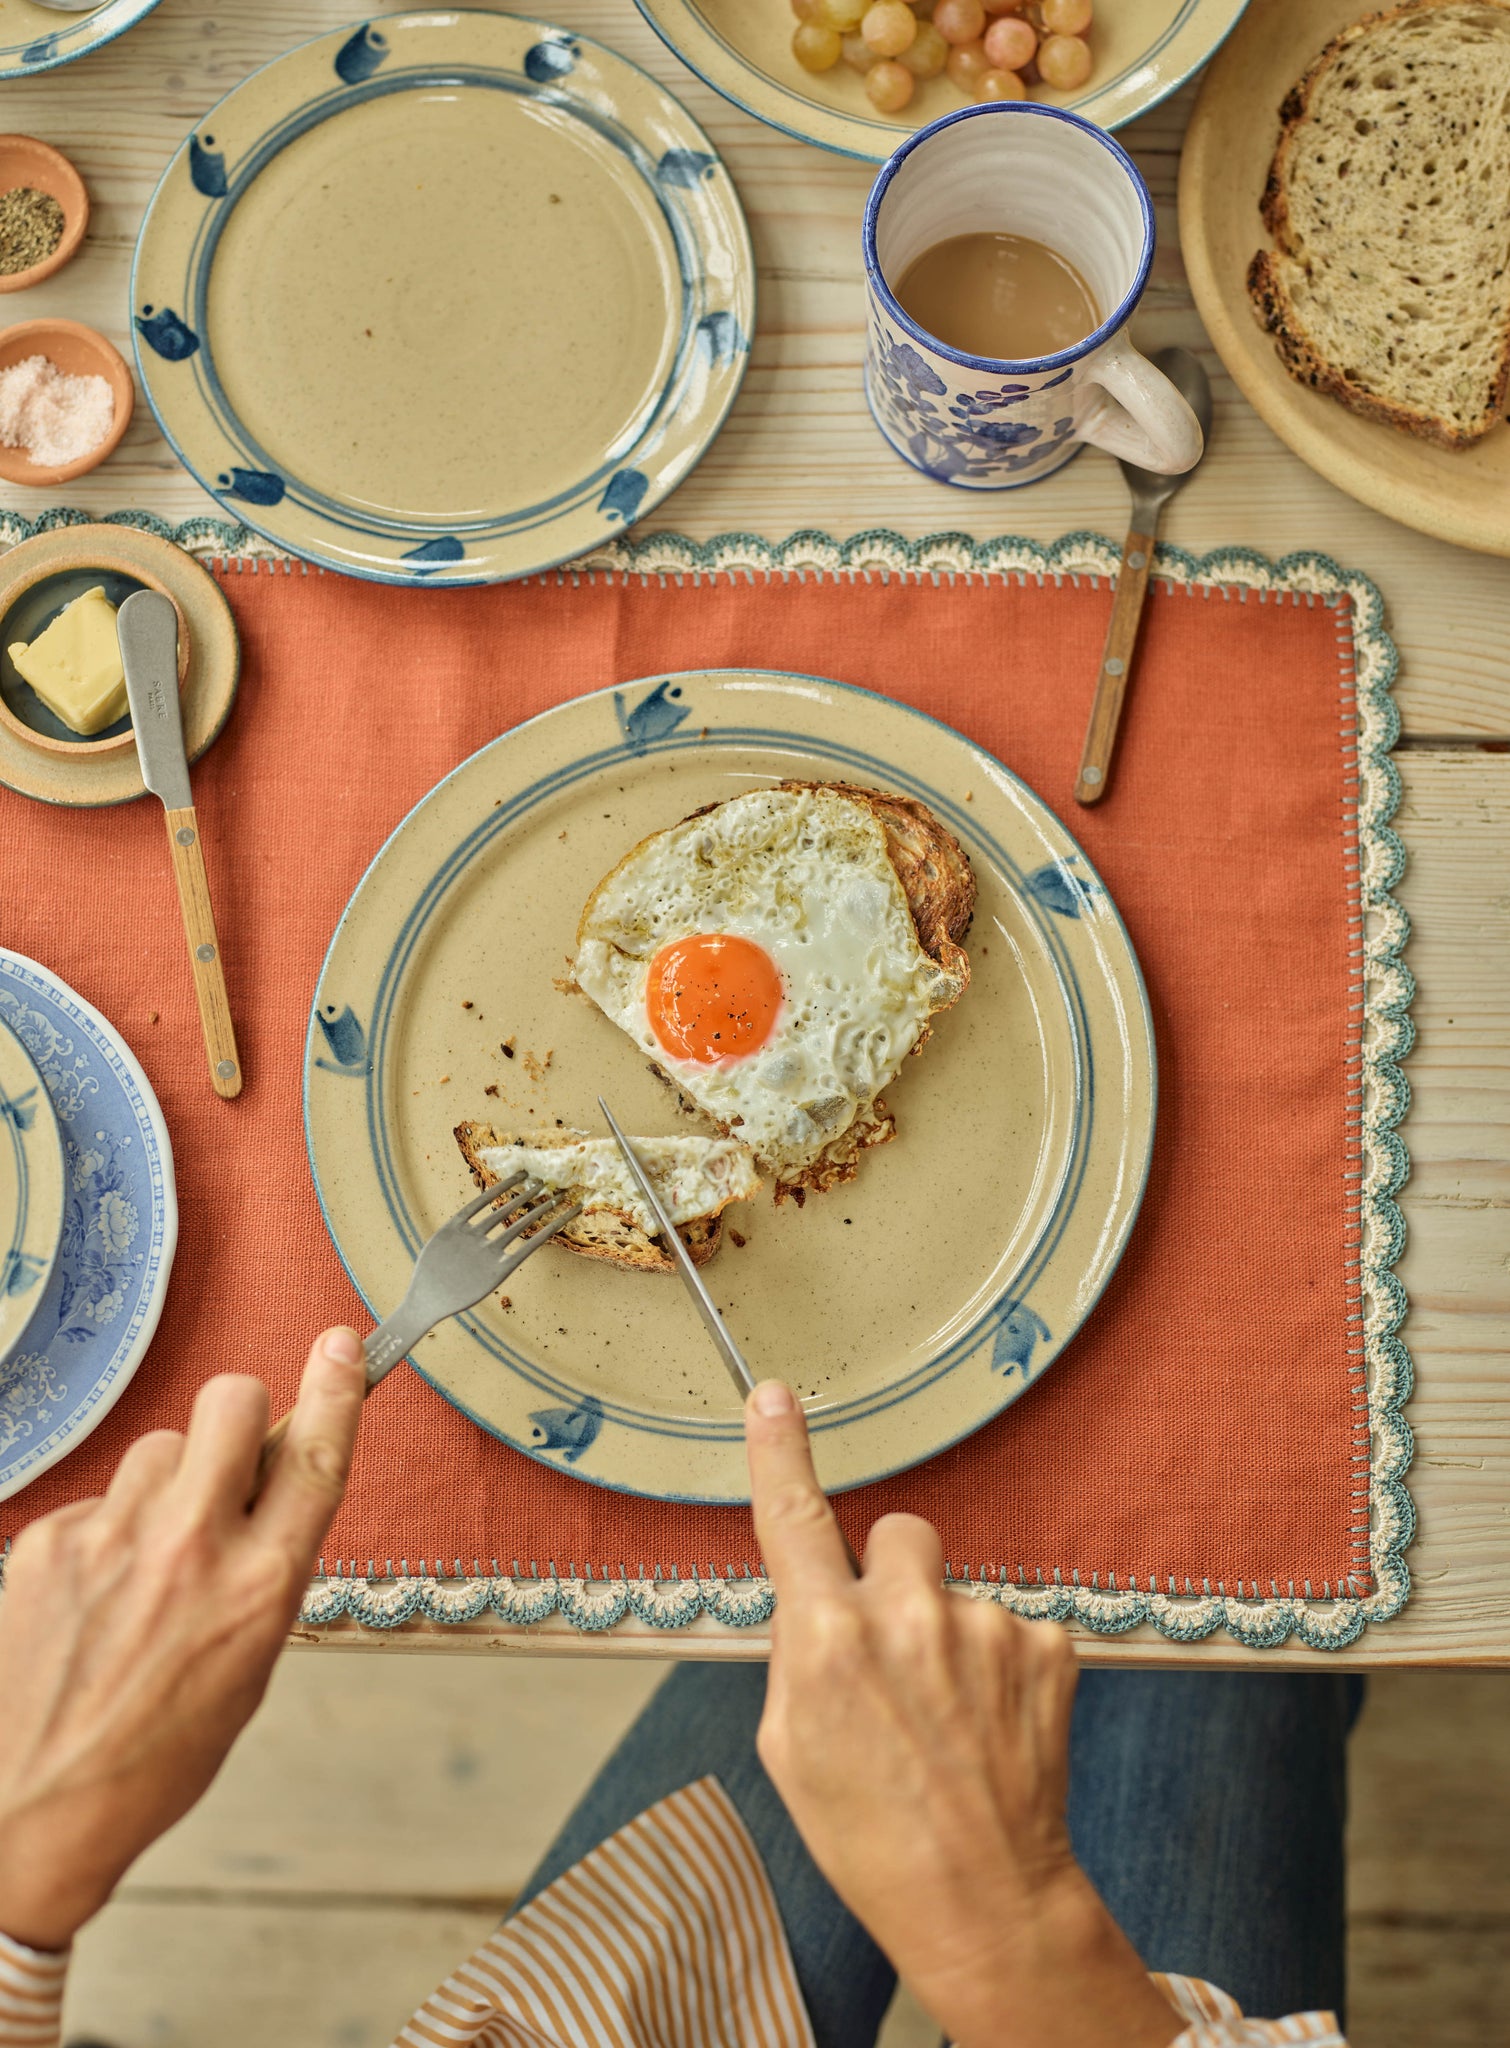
[1077,333,1204,474]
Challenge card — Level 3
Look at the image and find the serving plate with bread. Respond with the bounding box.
[1181,0,1510,555]
[305,671,1154,1503]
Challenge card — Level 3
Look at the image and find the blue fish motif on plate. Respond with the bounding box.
[401,536,465,572]
[189,134,227,199]
[529,1396,603,1464]
[658,149,716,188]
[135,307,199,362]
[217,467,285,508]
[334,23,387,85]
[313,1004,369,1076]
[615,680,689,752]
[598,469,649,525]
[524,38,577,82]
[991,1302,1051,1379]
[1024,858,1098,921]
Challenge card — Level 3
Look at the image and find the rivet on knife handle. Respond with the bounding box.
[1074,528,1155,807]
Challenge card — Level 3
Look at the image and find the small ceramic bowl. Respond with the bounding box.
[0,318,133,486]
[0,136,88,294]
[0,553,189,758]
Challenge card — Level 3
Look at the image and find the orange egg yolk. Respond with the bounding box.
[645,933,784,1065]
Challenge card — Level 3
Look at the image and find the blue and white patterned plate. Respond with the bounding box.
[305,671,1156,1504]
[0,0,161,81]
[0,1011,64,1366]
[131,11,754,586]
[0,952,176,1504]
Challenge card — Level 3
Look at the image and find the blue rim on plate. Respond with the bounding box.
[0,1011,64,1365]
[130,11,755,586]
[0,952,176,1504]
[0,0,161,81]
[304,670,1157,1504]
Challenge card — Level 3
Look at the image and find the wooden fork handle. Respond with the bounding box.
[164,805,242,1099]
[1074,528,1156,806]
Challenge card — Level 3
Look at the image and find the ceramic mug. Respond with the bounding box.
[862,102,1203,489]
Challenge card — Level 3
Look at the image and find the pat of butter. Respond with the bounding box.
[9,587,127,737]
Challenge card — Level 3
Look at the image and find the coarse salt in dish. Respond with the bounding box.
[0,353,114,468]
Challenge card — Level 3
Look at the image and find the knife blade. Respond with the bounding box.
[118,590,242,1100]
[597,1096,756,1399]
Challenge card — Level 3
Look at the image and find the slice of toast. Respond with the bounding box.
[453,1123,760,1274]
[1247,1,1510,448]
[571,781,974,1199]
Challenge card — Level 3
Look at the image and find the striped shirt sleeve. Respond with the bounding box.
[395,1776,815,2048]
[0,1932,66,2048]
[1157,1972,1348,2046]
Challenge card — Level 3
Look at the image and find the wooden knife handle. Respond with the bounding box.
[1074,528,1156,807]
[164,805,242,1100]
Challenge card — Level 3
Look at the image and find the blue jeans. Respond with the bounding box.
[517,1664,1363,2048]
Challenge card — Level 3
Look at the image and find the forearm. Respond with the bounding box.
[909,1871,1185,2048]
[0,1930,66,2048]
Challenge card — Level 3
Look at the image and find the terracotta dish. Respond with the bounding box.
[0,318,133,486]
[0,135,88,293]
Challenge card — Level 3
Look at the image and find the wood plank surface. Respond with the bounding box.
[1,0,1506,1667]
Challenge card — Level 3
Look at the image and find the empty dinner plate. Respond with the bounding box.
[131,12,754,585]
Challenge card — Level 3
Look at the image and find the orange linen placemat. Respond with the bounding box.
[0,533,1410,1634]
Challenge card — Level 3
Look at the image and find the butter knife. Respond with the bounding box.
[118,589,242,1100]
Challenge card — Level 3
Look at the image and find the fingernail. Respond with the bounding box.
[752,1379,796,1417]
[322,1327,363,1367]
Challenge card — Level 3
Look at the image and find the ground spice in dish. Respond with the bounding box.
[0,187,65,276]
[0,354,113,468]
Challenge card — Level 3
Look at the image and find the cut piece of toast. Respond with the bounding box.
[453,1123,760,1274]
[1248,1,1510,447]
[571,781,975,1199]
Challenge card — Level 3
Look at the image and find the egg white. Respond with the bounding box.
[477,1131,761,1236]
[573,787,960,1173]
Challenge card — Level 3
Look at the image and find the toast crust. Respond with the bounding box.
[453,1121,725,1274]
[1249,0,1510,449]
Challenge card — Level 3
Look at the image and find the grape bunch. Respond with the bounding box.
[790,0,1095,116]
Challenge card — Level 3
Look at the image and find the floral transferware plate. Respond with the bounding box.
[305,670,1156,1504]
[131,11,754,586]
[0,952,176,1504]
[0,1012,64,1366]
[632,0,1249,161]
[0,0,160,81]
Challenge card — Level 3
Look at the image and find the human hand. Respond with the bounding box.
[0,1329,366,1952]
[745,1380,1180,2048]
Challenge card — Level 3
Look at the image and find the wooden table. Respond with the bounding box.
[4,0,1505,1668]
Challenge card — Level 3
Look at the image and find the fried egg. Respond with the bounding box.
[573,786,966,1175]
[476,1131,760,1236]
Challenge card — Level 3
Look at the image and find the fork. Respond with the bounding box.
[254,1173,581,1492]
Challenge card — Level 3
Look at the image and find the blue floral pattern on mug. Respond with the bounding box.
[867,314,1081,487]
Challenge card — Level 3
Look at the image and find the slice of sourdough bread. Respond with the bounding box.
[1247,0,1510,447]
[453,1123,761,1274]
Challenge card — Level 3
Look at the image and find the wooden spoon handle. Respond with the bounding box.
[1074,528,1156,806]
[164,805,242,1099]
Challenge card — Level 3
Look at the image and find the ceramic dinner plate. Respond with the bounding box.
[132,11,754,586]
[0,1012,64,1366]
[0,0,159,81]
[0,952,176,1504]
[306,672,1155,1503]
[1181,0,1510,558]
[634,0,1249,159]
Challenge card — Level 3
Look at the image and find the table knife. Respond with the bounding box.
[118,589,242,1100]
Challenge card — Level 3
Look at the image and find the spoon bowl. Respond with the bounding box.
[1120,346,1215,512]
